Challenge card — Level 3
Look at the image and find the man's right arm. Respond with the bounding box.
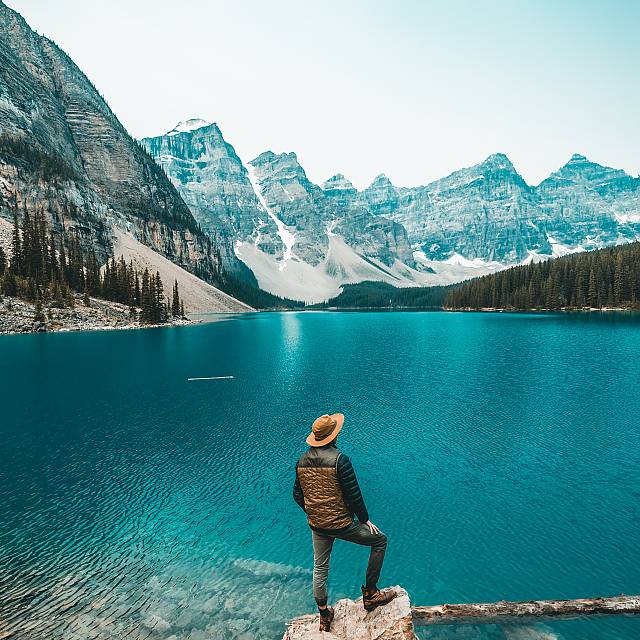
[337,454,369,523]
[293,466,306,512]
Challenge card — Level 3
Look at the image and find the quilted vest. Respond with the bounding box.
[296,446,353,530]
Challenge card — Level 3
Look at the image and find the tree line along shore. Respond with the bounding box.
[312,241,640,312]
[444,240,640,311]
[0,209,188,334]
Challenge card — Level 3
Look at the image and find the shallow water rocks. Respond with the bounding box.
[283,586,415,640]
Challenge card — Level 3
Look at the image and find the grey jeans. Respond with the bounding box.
[311,521,388,606]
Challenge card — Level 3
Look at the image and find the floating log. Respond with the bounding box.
[412,595,640,625]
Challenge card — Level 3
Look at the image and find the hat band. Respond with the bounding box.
[314,423,336,441]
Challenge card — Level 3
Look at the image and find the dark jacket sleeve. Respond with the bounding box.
[337,454,369,523]
[293,465,306,512]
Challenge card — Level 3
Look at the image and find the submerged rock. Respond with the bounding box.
[282,586,416,640]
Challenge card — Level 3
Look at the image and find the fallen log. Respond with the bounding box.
[412,595,640,625]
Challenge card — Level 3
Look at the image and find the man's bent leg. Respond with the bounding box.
[311,531,334,607]
[334,522,388,589]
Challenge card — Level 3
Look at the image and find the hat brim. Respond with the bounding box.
[306,413,345,447]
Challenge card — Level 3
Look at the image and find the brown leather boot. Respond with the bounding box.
[361,585,397,612]
[319,606,334,632]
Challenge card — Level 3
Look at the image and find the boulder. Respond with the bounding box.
[282,586,416,640]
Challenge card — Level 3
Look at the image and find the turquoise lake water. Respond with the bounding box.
[1,311,640,639]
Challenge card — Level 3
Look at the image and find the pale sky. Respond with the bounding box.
[7,0,640,189]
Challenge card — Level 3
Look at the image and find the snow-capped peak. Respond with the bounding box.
[166,118,211,136]
[568,153,588,163]
[481,152,515,172]
[322,173,356,192]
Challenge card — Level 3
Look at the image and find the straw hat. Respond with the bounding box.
[306,413,345,447]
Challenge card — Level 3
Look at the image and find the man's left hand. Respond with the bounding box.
[366,520,380,535]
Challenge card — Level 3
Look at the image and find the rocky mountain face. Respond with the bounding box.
[536,153,640,251]
[140,120,276,278]
[249,150,329,266]
[379,154,551,263]
[248,152,414,269]
[143,127,421,302]
[370,153,640,264]
[0,1,236,301]
[320,173,414,267]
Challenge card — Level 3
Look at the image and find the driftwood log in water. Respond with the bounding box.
[412,595,640,625]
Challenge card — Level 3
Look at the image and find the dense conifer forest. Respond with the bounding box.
[312,281,451,309]
[0,209,185,324]
[444,241,640,310]
[216,272,303,310]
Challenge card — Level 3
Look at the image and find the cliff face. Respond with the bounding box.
[321,174,414,268]
[141,121,274,277]
[143,123,421,302]
[536,153,640,250]
[0,1,220,280]
[249,150,330,266]
[377,153,640,264]
[385,154,550,263]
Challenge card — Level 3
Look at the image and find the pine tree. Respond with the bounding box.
[587,269,598,308]
[10,207,23,276]
[154,272,165,323]
[171,279,180,317]
[134,272,141,306]
[47,229,57,282]
[33,295,46,324]
[2,270,17,296]
[140,268,152,323]
[575,274,586,308]
[51,280,65,308]
[613,252,624,304]
[58,237,67,285]
[0,246,6,277]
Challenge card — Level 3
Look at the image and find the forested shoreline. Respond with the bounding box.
[311,281,451,309]
[0,209,186,330]
[444,241,640,311]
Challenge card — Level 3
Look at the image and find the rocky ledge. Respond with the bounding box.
[283,586,416,640]
[0,295,194,335]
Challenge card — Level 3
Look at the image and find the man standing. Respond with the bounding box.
[293,413,396,632]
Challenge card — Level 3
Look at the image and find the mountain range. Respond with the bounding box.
[1,1,639,306]
[142,121,640,302]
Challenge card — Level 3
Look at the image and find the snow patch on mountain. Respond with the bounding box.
[237,236,438,302]
[237,235,517,303]
[245,163,295,270]
[166,118,211,136]
[444,252,504,269]
[615,212,640,224]
[547,235,584,257]
[413,250,506,284]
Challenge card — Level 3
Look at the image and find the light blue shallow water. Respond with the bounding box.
[1,311,639,640]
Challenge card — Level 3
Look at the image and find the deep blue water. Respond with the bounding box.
[1,311,640,640]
